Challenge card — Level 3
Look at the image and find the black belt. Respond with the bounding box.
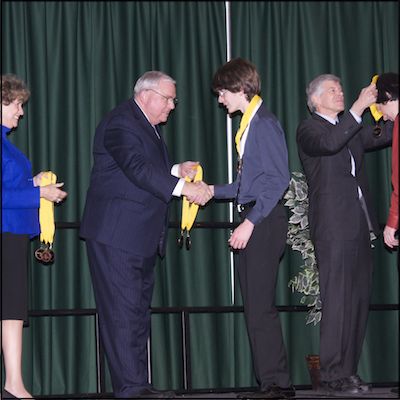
[237,198,284,213]
[237,201,256,212]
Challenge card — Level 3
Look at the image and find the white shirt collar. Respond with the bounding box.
[315,111,338,125]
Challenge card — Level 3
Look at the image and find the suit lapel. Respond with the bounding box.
[155,125,171,169]
[128,99,170,168]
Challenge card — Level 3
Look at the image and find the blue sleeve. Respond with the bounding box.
[213,180,239,200]
[246,118,290,225]
[2,143,40,209]
[2,185,40,209]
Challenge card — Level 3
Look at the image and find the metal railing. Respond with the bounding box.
[26,220,399,397]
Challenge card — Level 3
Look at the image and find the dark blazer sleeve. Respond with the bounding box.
[80,99,179,256]
[104,112,178,204]
[296,111,386,241]
[297,111,362,156]
[360,119,393,151]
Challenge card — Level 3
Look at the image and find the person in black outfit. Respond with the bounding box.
[80,71,211,398]
[297,74,392,396]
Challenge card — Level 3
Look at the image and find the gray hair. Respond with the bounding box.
[306,74,341,112]
[133,71,176,96]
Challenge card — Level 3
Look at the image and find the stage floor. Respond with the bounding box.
[37,386,399,399]
[177,387,398,399]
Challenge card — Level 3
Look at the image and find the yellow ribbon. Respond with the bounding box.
[181,165,203,233]
[38,171,57,246]
[235,94,262,154]
[369,74,383,122]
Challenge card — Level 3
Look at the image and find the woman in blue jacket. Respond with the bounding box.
[1,74,67,399]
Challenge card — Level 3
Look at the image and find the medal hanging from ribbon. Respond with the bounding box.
[35,171,57,264]
[178,164,203,250]
[369,74,383,137]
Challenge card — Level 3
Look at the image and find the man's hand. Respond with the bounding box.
[383,225,399,249]
[182,181,213,206]
[179,161,200,180]
[228,219,254,249]
[350,82,378,117]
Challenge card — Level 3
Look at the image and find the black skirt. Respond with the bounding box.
[1,232,29,322]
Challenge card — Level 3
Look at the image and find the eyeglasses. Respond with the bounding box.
[217,89,228,97]
[149,89,178,105]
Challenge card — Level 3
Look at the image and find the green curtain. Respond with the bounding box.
[230,0,399,387]
[2,1,398,396]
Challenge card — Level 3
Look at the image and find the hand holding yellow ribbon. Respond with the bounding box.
[369,74,383,122]
[179,164,203,250]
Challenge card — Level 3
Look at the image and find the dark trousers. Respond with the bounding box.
[86,239,156,398]
[315,205,373,381]
[237,203,291,389]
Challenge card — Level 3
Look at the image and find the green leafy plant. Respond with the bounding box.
[284,172,322,325]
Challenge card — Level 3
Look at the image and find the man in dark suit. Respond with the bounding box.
[80,71,211,398]
[297,74,393,396]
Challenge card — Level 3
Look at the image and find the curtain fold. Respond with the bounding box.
[2,1,398,395]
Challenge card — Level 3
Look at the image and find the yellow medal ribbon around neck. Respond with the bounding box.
[369,74,383,122]
[235,94,262,155]
[181,164,203,234]
[39,171,57,246]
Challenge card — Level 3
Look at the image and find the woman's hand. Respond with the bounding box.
[383,225,399,248]
[33,172,45,187]
[40,182,68,203]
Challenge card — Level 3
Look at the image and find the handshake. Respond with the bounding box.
[179,161,214,206]
[182,180,214,206]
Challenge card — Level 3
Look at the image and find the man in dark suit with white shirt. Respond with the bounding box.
[80,71,211,398]
[297,74,392,396]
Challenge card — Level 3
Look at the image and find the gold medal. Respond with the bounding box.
[35,243,55,264]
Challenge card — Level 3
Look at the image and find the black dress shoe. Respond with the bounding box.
[348,374,371,392]
[2,389,18,399]
[318,379,342,395]
[237,385,287,399]
[134,387,176,398]
[319,378,362,396]
[280,385,295,398]
[262,385,286,399]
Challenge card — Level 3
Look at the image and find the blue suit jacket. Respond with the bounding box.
[1,125,40,237]
[80,99,179,257]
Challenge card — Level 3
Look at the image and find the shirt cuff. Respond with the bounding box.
[350,110,362,124]
[171,164,180,178]
[173,178,185,197]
